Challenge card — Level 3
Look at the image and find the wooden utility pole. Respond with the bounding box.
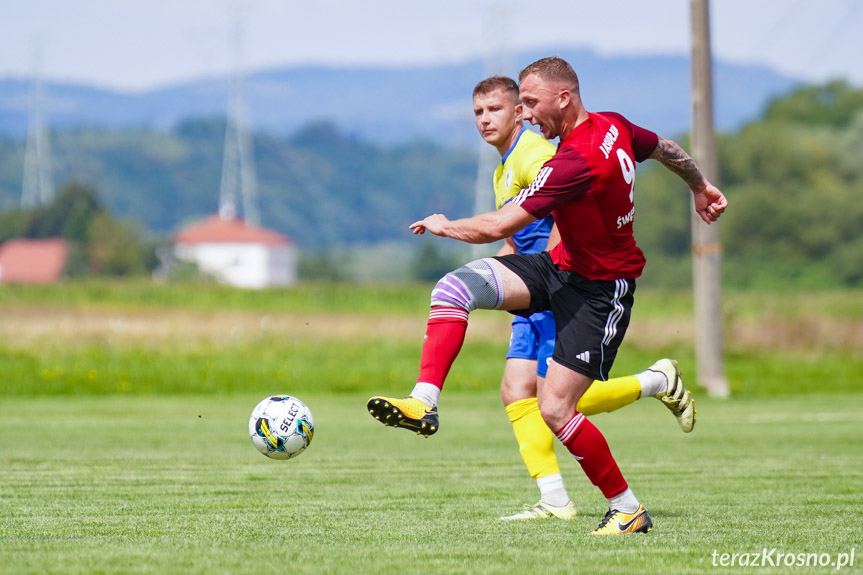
[690,0,729,397]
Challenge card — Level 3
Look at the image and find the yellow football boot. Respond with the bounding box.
[591,504,653,535]
[367,396,439,437]
[649,359,696,433]
[500,501,577,521]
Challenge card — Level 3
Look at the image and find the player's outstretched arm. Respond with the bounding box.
[650,136,728,224]
[409,202,536,244]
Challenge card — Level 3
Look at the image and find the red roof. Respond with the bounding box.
[175,215,292,246]
[0,238,68,284]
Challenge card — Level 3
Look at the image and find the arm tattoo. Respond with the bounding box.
[650,137,705,191]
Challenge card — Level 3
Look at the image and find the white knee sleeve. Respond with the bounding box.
[429,258,505,312]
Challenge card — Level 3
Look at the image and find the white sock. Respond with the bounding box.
[409,382,441,408]
[607,488,640,514]
[536,474,570,507]
[636,369,668,398]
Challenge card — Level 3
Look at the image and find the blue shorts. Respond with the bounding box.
[506,310,556,378]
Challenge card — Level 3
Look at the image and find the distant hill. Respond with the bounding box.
[0,118,481,248]
[0,48,801,147]
[2,78,862,289]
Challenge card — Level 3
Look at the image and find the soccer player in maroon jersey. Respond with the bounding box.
[368,57,727,534]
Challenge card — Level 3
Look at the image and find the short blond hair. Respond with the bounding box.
[518,57,579,93]
[472,76,519,100]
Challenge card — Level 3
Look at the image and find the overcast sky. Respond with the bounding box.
[2,0,861,92]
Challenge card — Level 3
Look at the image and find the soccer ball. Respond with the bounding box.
[249,395,315,460]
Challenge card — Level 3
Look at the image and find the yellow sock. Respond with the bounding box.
[576,375,642,415]
[505,397,560,480]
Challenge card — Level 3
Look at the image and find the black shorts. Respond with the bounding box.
[494,251,636,381]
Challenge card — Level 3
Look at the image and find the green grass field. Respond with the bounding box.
[1,282,861,573]
[2,394,861,574]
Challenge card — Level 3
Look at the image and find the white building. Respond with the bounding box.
[174,215,297,289]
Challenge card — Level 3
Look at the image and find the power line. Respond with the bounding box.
[800,0,862,79]
[736,0,862,82]
[739,0,807,60]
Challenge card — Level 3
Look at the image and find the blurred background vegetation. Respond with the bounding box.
[0,80,861,288]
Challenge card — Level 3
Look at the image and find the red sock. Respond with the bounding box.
[416,306,469,390]
[555,413,628,498]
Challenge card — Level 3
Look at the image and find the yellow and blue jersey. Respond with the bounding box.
[493,128,556,254]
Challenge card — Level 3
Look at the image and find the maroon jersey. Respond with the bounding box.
[513,112,658,280]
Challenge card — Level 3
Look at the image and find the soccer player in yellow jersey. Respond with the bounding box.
[368,76,697,524]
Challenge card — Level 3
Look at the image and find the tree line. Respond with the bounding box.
[0,80,860,287]
[634,80,863,289]
[0,182,157,276]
